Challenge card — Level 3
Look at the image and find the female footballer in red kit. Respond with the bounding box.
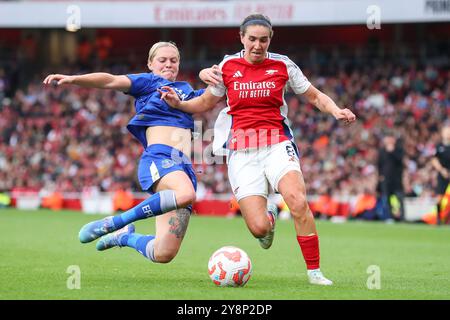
[160,14,356,285]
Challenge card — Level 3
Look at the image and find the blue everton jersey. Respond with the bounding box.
[125,73,205,147]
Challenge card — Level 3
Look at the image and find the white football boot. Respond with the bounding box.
[307,269,333,286]
[258,203,279,249]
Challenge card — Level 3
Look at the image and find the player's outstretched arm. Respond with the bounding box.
[302,85,356,124]
[159,86,221,113]
[43,73,131,92]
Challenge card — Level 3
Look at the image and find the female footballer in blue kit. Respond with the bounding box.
[44,42,213,263]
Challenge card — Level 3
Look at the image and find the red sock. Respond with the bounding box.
[297,234,320,270]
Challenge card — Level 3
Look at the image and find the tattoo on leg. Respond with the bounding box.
[168,208,190,238]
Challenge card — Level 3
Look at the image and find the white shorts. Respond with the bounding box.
[228,140,302,201]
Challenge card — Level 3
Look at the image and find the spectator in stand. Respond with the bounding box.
[95,34,113,62]
[77,36,93,69]
[0,68,6,101]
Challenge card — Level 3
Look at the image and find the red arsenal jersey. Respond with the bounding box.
[211,50,311,151]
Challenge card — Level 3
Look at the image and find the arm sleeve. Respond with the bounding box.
[286,58,311,94]
[208,59,226,97]
[209,82,226,97]
[125,73,157,98]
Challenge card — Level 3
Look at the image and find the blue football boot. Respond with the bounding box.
[78,216,117,243]
[96,224,136,251]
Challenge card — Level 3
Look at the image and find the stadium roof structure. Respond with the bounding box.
[0,0,449,28]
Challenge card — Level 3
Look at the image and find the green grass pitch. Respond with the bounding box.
[0,208,449,300]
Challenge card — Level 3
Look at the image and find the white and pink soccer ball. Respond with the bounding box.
[208,246,252,287]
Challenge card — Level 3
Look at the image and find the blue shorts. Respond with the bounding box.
[138,144,197,194]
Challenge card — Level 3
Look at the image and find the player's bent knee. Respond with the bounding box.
[175,190,196,208]
[249,221,271,238]
[292,212,310,225]
[156,255,175,264]
[154,249,178,263]
[285,194,309,216]
[290,201,308,215]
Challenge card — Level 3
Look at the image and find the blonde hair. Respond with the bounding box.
[148,41,180,63]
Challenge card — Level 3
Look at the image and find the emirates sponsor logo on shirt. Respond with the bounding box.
[233,81,276,90]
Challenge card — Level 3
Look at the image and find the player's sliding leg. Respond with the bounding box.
[277,170,333,286]
[238,195,278,249]
[148,208,190,262]
[96,223,137,251]
[112,171,192,262]
[79,171,195,243]
[96,208,191,263]
[78,190,178,243]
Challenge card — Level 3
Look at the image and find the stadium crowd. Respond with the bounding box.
[0,36,449,213]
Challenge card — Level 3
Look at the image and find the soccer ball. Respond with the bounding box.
[208,246,252,287]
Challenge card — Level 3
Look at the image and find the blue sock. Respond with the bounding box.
[112,190,177,229]
[120,233,156,261]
